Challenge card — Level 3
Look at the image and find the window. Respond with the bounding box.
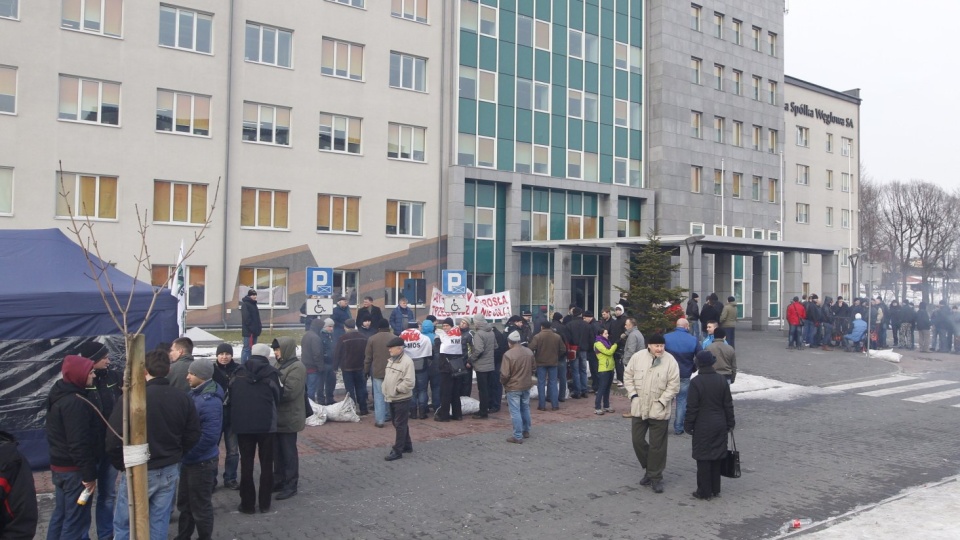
[751,26,761,51]
[618,197,642,238]
[62,0,122,36]
[713,12,723,38]
[826,206,834,227]
[56,173,118,219]
[690,4,701,31]
[769,230,779,241]
[0,167,12,215]
[614,158,627,185]
[244,22,293,68]
[535,20,551,50]
[752,229,764,240]
[629,45,642,74]
[563,193,599,240]
[459,66,495,101]
[386,270,424,306]
[826,133,834,152]
[156,90,210,136]
[477,136,494,167]
[392,0,427,23]
[614,99,628,127]
[796,126,809,147]
[690,166,702,193]
[238,267,288,308]
[567,150,582,179]
[58,76,120,126]
[691,57,702,84]
[802,253,809,265]
[242,102,291,145]
[842,209,851,229]
[390,52,427,92]
[517,78,533,109]
[732,121,743,147]
[796,203,809,224]
[768,80,777,105]
[517,14,533,47]
[333,270,360,305]
[841,137,852,157]
[630,102,641,130]
[752,125,761,151]
[0,0,18,19]
[533,145,549,175]
[732,227,744,238]
[797,164,809,185]
[691,111,702,138]
[732,70,742,95]
[841,248,850,267]
[479,4,496,36]
[534,82,549,112]
[460,0,477,31]
[713,225,725,236]
[768,178,778,203]
[826,170,834,189]
[152,265,207,307]
[515,142,532,173]
[751,75,761,100]
[768,32,778,57]
[319,113,361,154]
[569,29,583,58]
[713,64,724,91]
[584,33,599,63]
[329,0,365,7]
[0,66,15,114]
[458,133,475,166]
[615,42,628,70]
[240,188,289,229]
[714,116,724,143]
[568,89,582,118]
[841,172,851,192]
[732,19,742,45]
[153,180,207,224]
[713,169,722,196]
[768,129,778,153]
[388,123,426,162]
[690,222,705,235]
[386,200,424,236]
[317,194,360,233]
[584,92,599,122]
[321,38,364,80]
[732,173,742,199]
[159,5,212,54]
[752,176,761,201]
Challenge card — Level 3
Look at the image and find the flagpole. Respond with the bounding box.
[173,240,186,337]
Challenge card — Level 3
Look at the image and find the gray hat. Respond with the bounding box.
[387,337,405,348]
[323,318,335,328]
[695,350,717,367]
[251,343,272,358]
[508,331,521,343]
[344,318,356,329]
[188,358,215,380]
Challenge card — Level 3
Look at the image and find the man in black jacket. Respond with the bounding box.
[240,289,262,363]
[0,431,37,540]
[107,350,201,540]
[212,343,241,490]
[685,293,701,341]
[565,307,592,399]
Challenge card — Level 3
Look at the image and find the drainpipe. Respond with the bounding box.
[219,0,236,328]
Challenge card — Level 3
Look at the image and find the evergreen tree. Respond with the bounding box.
[616,231,688,337]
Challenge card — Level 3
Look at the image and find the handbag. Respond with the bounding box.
[447,356,469,377]
[720,431,741,478]
[566,344,579,361]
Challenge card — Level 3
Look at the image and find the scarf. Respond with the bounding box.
[595,335,612,348]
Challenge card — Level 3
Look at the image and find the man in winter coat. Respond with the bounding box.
[365,320,397,427]
[621,317,646,394]
[229,343,281,514]
[528,321,566,411]
[803,294,821,347]
[623,334,680,494]
[382,337,415,461]
[699,294,721,335]
[357,296,383,329]
[332,296,352,343]
[319,318,338,405]
[719,296,738,348]
[663,319,701,436]
[0,431,38,539]
[684,350,735,500]
[786,297,806,350]
[899,301,917,350]
[300,318,325,404]
[843,313,868,352]
[501,331,535,444]
[551,312,573,400]
[240,289,262,363]
[389,297,415,335]
[565,307,592,399]
[584,311,603,393]
[531,306,549,335]
[336,319,369,414]
[107,351,201,540]
[177,359,224,540]
[212,343,241,490]
[434,318,467,421]
[685,293,701,341]
[467,313,497,419]
[272,337,305,500]
[401,324,434,419]
[706,328,737,384]
[167,336,195,392]
[45,354,98,540]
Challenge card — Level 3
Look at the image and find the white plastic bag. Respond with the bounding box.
[528,385,539,399]
[459,396,480,415]
[321,394,361,422]
[305,398,327,426]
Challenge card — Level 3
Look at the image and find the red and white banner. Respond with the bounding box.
[429,287,513,320]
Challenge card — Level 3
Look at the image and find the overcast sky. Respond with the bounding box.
[784,0,960,191]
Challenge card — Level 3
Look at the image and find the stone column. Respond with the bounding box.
[751,254,770,330]
[783,251,803,306]
[821,252,839,300]
[715,254,732,301]
[504,179,523,302]
[553,247,573,315]
[609,246,631,308]
[446,167,466,270]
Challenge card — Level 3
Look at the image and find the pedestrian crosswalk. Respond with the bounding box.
[825,375,960,407]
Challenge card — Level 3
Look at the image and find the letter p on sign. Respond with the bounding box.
[442,270,467,295]
[306,267,334,296]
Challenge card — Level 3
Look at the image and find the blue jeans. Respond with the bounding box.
[690,322,702,341]
[536,366,558,409]
[47,470,91,540]
[411,369,429,415]
[506,390,531,440]
[428,372,442,410]
[240,334,257,363]
[594,371,613,409]
[674,378,691,434]
[113,462,180,540]
[306,371,321,403]
[556,358,567,399]
[490,358,503,411]
[95,456,117,540]
[789,324,803,348]
[341,370,369,414]
[220,427,240,483]
[571,351,589,395]
[372,378,389,424]
[802,320,814,344]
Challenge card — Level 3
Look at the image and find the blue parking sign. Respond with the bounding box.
[442,269,467,295]
[306,267,334,296]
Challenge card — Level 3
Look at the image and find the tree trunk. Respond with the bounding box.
[123,334,150,539]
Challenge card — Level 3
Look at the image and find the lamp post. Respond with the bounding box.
[683,234,706,298]
[849,251,862,299]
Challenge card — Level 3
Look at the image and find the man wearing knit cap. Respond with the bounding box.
[240,288,262,364]
[501,331,534,444]
[272,337,305,500]
[212,343,241,489]
[319,318,337,405]
[382,337,414,461]
[178,359,223,540]
[45,354,98,540]
[365,319,397,427]
[467,313,497,419]
[336,319,369,415]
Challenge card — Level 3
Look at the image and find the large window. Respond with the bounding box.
[318,113,362,154]
[459,66,495,101]
[826,170,834,190]
[321,38,363,80]
[841,137,852,157]
[392,0,427,23]
[58,76,120,126]
[842,209,851,229]
[62,0,122,36]
[56,173,118,219]
[385,270,424,306]
[732,70,742,95]
[826,133,834,153]
[568,89,582,118]
[732,121,742,147]
[691,111,702,138]
[386,200,424,236]
[795,126,810,147]
[389,52,427,92]
[567,150,582,179]
[732,19,742,45]
[732,173,742,198]
[153,180,207,224]
[713,170,722,196]
[690,4,701,31]
[156,90,210,136]
[0,0,18,19]
[752,175,761,201]
[0,66,15,114]
[714,116,724,143]
[244,22,292,68]
[334,270,359,305]
[768,80,777,105]
[752,26,761,51]
[768,178,779,203]
[242,102,290,145]
[691,57,702,84]
[240,188,289,229]
[768,129,778,153]
[317,194,360,233]
[797,164,809,185]
[152,265,207,307]
[0,167,12,215]
[479,3,496,36]
[517,14,534,47]
[751,75,761,100]
[796,203,809,224]
[388,123,425,162]
[713,64,724,91]
[752,125,761,151]
[618,197,642,238]
[520,188,597,241]
[159,5,212,53]
[768,32,778,57]
[584,33,599,63]
[237,267,287,308]
[713,12,723,38]
[841,172,851,192]
[826,206,834,227]
[691,166,702,193]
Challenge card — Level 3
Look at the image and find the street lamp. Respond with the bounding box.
[683,234,706,298]
[849,251,862,299]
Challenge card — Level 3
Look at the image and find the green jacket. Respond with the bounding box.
[276,337,306,433]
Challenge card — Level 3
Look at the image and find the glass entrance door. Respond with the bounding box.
[571,276,596,315]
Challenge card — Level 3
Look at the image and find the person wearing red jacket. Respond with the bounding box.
[786,297,807,350]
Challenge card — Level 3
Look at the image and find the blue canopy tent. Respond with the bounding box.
[0,229,178,469]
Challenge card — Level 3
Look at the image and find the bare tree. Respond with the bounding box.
[878,181,923,301]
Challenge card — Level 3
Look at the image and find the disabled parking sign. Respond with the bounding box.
[306,267,333,296]
[442,269,467,295]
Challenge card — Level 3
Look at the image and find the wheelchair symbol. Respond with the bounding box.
[313,302,326,314]
[450,299,461,311]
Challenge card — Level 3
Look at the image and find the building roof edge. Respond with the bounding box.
[784,75,863,105]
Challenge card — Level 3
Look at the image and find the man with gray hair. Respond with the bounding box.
[501,331,534,444]
[467,313,497,419]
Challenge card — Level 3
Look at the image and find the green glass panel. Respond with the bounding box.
[460,31,479,68]
[478,101,497,137]
[567,192,582,214]
[615,69,628,99]
[616,13,629,41]
[477,240,494,273]
[477,181,496,207]
[737,302,744,319]
[535,49,551,82]
[572,253,582,275]
[481,0,497,6]
[600,65,614,97]
[585,193,598,215]
[617,198,627,218]
[550,212,566,240]
[533,187,549,211]
[569,0,584,30]
[536,0,552,20]
[534,112,550,145]
[584,253,598,275]
[498,73,515,106]
[586,0,600,6]
[629,198,641,219]
[516,108,533,143]
[464,238,475,273]
[521,250,531,275]
[553,24,567,56]
[551,190,566,213]
[553,53,567,82]
[518,0,534,16]
[502,0,517,11]
[600,96,613,125]
[614,126,627,157]
[465,180,476,207]
[568,118,583,150]
[459,97,477,134]
[499,41,516,75]
[501,9,517,43]
[517,45,534,79]
[585,3,600,35]
[629,129,641,159]
[554,0,568,25]
[630,15,641,45]
[584,121,599,152]
[522,187,531,211]
[617,0,629,14]
[601,8,614,36]
[568,59,583,90]
[585,61,599,93]
[534,251,550,273]
[496,182,507,208]
[734,255,744,278]
[600,38,613,68]
[551,114,566,144]
[498,138,514,170]
[551,146,566,178]
[498,105,515,138]
[479,36,498,71]
[599,154,613,183]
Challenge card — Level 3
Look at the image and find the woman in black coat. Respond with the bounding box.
[684,350,735,500]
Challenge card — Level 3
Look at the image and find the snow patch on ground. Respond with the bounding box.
[729,373,842,402]
[867,348,902,363]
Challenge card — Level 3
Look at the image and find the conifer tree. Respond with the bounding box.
[616,231,688,337]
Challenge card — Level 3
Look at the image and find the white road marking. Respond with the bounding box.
[858,380,958,397]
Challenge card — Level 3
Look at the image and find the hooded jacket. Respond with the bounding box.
[0,431,38,540]
[241,295,262,337]
[468,314,497,372]
[45,355,98,481]
[275,337,306,433]
[719,301,738,328]
[229,355,281,435]
[300,318,325,372]
[182,379,224,465]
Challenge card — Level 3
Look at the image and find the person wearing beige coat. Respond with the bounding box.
[623,334,680,494]
[382,337,415,462]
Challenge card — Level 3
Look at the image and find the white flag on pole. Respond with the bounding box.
[173,240,186,337]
